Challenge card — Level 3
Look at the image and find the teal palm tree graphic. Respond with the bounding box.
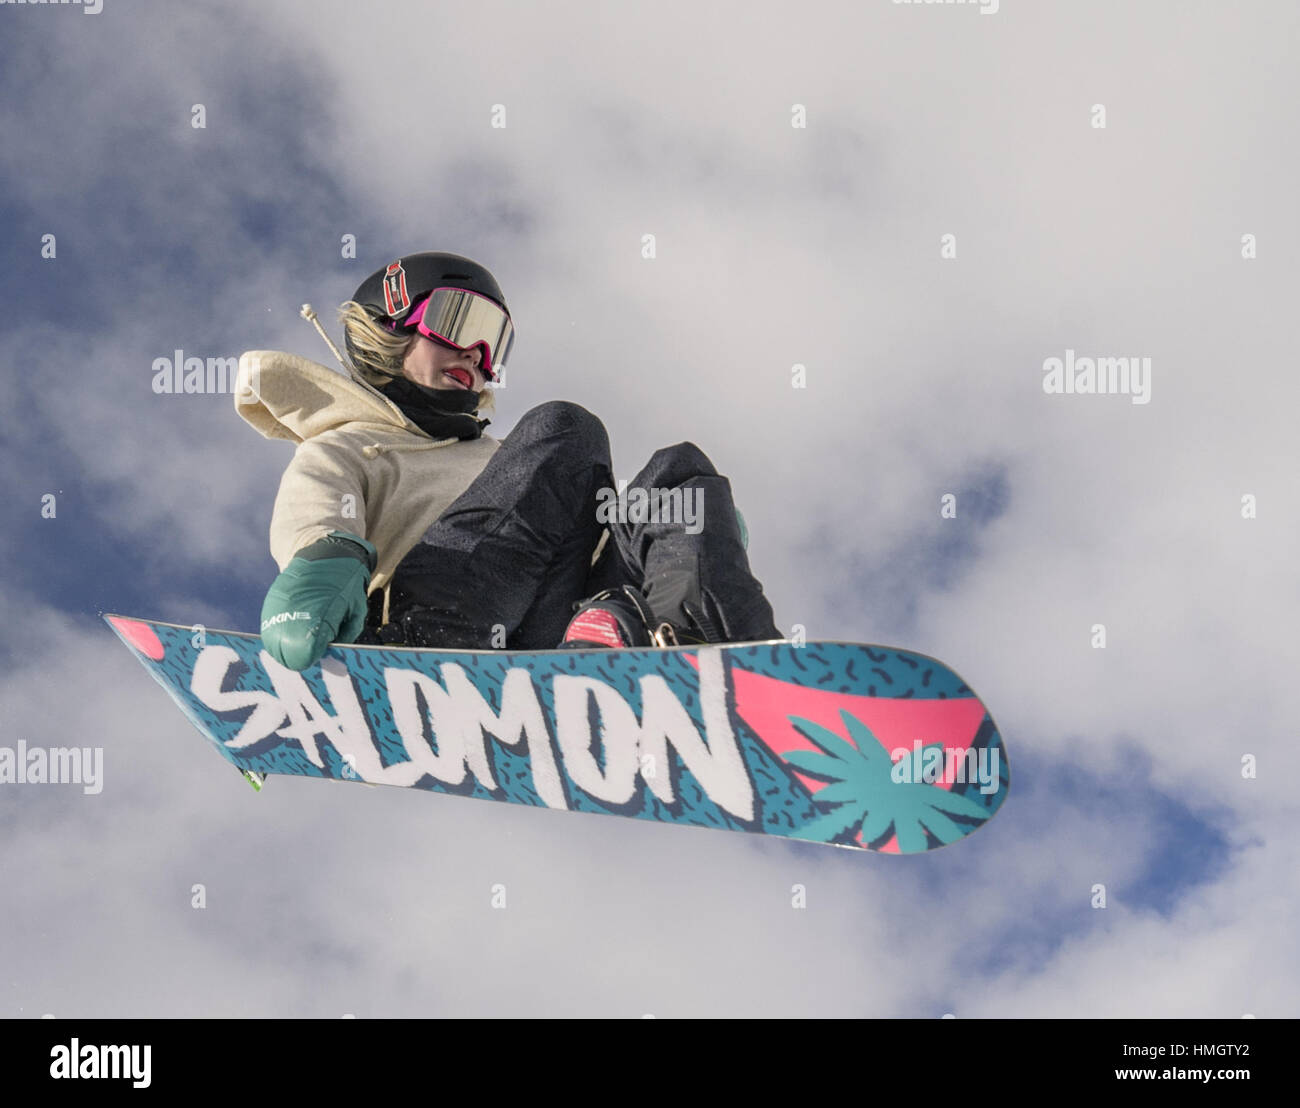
[783,710,991,852]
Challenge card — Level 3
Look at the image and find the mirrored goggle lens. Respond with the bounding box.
[407,287,513,378]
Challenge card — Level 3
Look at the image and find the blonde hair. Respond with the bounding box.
[336,300,495,416]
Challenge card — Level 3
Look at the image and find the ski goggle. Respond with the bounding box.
[389,287,514,380]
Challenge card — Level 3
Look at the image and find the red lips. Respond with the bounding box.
[444,368,474,389]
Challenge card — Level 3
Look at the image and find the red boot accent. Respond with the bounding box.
[562,608,628,648]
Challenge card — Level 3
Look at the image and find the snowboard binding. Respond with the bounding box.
[560,585,722,650]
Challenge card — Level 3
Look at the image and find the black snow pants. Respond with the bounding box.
[363,400,780,651]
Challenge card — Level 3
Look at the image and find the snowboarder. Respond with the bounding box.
[239,251,781,671]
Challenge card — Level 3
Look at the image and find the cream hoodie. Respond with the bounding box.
[234,350,500,607]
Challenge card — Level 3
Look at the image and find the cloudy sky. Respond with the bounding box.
[2,0,1296,1018]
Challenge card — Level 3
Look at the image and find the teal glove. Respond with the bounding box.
[260,531,377,671]
[735,507,749,550]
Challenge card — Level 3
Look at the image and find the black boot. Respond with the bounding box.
[602,443,782,645]
[559,586,658,649]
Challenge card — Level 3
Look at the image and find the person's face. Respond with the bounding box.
[401,333,488,393]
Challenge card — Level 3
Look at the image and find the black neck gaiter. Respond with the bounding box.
[379,377,489,441]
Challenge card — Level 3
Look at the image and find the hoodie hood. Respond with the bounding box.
[234,349,449,443]
[234,348,500,590]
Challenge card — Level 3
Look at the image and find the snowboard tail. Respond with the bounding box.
[105,614,1009,854]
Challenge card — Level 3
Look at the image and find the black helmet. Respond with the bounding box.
[346,251,513,376]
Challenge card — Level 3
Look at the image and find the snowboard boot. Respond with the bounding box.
[560,585,660,649]
[640,549,744,646]
[559,585,726,649]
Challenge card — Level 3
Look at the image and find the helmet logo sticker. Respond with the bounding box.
[382,261,411,317]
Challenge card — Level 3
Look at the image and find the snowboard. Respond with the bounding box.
[105,614,1010,854]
